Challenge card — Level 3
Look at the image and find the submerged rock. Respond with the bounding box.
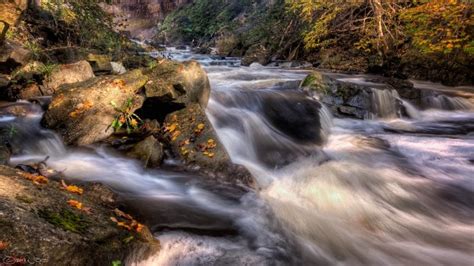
[43,69,148,145]
[164,103,253,186]
[0,165,159,265]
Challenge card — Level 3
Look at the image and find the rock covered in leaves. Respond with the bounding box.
[43,69,148,145]
[163,103,253,186]
[144,59,211,108]
[0,165,159,265]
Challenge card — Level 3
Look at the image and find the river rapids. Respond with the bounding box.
[2,48,473,265]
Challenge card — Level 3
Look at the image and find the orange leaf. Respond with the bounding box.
[0,241,8,250]
[67,199,83,210]
[18,172,48,185]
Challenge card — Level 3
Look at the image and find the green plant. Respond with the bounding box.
[38,63,58,80]
[24,41,43,60]
[110,98,142,134]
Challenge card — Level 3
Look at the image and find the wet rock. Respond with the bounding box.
[262,92,325,145]
[126,136,164,167]
[164,103,253,186]
[143,59,210,108]
[0,165,159,265]
[241,44,271,66]
[86,53,113,75]
[44,60,95,92]
[301,71,405,119]
[43,69,148,145]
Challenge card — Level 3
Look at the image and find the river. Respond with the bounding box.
[3,48,474,265]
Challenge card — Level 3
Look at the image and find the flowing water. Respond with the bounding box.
[2,49,474,265]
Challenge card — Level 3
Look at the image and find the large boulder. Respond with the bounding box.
[143,59,211,108]
[0,165,159,265]
[43,69,148,145]
[44,60,95,92]
[163,103,253,186]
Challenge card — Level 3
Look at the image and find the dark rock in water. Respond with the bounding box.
[0,165,159,265]
[43,69,148,145]
[143,59,211,108]
[164,103,254,187]
[262,92,324,145]
[241,44,271,66]
[126,135,164,167]
[175,45,187,50]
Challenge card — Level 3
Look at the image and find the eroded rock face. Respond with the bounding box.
[0,165,159,265]
[43,69,148,145]
[164,103,253,186]
[143,59,210,107]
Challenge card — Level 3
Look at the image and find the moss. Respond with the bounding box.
[38,209,89,233]
[301,73,330,95]
[15,194,34,204]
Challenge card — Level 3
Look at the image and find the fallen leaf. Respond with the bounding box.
[67,199,83,210]
[0,241,8,250]
[18,172,48,185]
[61,180,84,195]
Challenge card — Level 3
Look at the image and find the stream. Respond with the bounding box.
[2,48,474,265]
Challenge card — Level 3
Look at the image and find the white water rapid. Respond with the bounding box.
[2,48,473,265]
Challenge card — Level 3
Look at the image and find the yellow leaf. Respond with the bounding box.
[0,241,8,251]
[67,199,83,210]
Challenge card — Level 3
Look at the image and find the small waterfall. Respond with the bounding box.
[400,99,421,119]
[369,89,401,119]
[423,94,474,111]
